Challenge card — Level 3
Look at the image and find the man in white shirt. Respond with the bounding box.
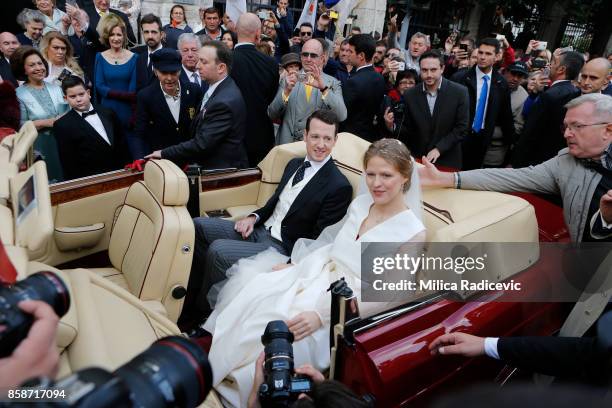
[54,75,130,180]
[179,110,353,328]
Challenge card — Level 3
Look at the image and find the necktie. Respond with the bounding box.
[201,91,211,109]
[472,75,489,132]
[82,109,97,119]
[292,161,311,186]
[192,72,199,85]
[147,54,153,73]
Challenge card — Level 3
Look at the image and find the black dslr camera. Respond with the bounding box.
[18,336,213,408]
[0,271,70,357]
[258,321,313,407]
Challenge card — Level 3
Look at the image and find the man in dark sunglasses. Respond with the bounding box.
[290,22,314,54]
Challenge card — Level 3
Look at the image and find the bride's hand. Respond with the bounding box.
[287,312,322,341]
[272,262,293,271]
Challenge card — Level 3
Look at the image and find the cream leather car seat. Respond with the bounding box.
[90,160,195,322]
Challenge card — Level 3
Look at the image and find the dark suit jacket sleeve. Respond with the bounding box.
[108,108,131,165]
[342,77,358,114]
[161,101,233,163]
[314,182,353,236]
[53,118,78,180]
[134,89,150,152]
[253,158,300,224]
[511,90,550,167]
[435,84,470,154]
[497,336,605,381]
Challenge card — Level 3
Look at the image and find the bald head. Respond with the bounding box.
[236,13,261,43]
[579,57,611,94]
[0,32,19,59]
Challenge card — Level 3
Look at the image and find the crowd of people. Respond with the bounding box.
[0,0,610,183]
[1,1,612,407]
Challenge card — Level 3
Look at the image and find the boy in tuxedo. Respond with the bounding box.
[54,76,131,180]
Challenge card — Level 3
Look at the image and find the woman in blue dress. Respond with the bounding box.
[14,46,68,182]
[94,14,140,158]
[162,5,193,50]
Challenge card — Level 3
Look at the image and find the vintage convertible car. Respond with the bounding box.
[0,123,570,407]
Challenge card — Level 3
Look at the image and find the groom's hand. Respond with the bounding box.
[235,215,256,239]
[287,312,322,341]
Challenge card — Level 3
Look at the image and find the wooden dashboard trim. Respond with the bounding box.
[200,168,262,191]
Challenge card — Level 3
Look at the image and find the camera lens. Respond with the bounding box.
[0,271,70,357]
[115,336,213,408]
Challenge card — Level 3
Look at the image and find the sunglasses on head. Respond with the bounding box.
[300,31,312,36]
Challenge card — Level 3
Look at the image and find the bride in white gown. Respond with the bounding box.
[203,139,426,407]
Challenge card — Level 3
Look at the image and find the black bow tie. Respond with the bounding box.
[82,109,97,119]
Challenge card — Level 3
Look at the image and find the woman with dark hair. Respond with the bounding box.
[94,14,139,158]
[163,5,193,49]
[12,46,68,181]
[221,31,237,50]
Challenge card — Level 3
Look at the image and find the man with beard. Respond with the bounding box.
[135,48,201,154]
[132,14,165,91]
[373,40,387,73]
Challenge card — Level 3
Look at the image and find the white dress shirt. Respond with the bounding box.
[147,43,163,66]
[78,105,110,145]
[161,83,181,123]
[484,337,500,359]
[261,155,331,241]
[356,64,373,72]
[475,66,492,129]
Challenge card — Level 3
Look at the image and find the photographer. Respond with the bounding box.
[247,352,368,408]
[0,300,60,391]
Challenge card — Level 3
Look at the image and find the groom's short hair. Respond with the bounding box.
[305,109,339,137]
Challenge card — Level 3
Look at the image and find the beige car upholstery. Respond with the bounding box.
[10,161,54,260]
[0,121,37,166]
[87,160,194,322]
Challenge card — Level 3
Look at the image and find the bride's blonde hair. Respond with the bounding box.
[363,139,413,192]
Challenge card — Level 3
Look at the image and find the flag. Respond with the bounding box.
[332,0,357,33]
[295,0,317,30]
[325,0,341,7]
[225,0,246,26]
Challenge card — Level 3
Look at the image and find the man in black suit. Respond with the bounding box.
[451,38,514,170]
[145,41,248,169]
[0,32,20,87]
[341,34,386,142]
[132,14,165,92]
[54,76,130,180]
[180,110,352,324]
[135,49,202,155]
[231,13,280,167]
[429,311,612,386]
[384,50,470,169]
[511,50,584,168]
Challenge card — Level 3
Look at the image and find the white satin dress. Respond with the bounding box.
[203,194,426,407]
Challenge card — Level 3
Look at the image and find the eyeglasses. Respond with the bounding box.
[561,122,611,133]
[301,52,319,59]
[300,31,312,37]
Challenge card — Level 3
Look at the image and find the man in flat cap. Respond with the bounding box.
[135,48,202,154]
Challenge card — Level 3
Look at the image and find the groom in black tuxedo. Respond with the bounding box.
[54,76,131,180]
[180,109,353,326]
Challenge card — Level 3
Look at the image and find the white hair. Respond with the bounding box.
[17,9,45,28]
[565,93,612,122]
[177,32,201,50]
[410,32,430,47]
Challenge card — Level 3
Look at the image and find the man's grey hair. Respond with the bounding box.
[17,9,45,28]
[565,93,612,122]
[410,32,430,47]
[177,32,202,50]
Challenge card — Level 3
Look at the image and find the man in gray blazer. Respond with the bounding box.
[419,93,612,243]
[269,39,346,145]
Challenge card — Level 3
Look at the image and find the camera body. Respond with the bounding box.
[258,10,270,20]
[0,271,70,358]
[531,58,547,69]
[258,321,313,407]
